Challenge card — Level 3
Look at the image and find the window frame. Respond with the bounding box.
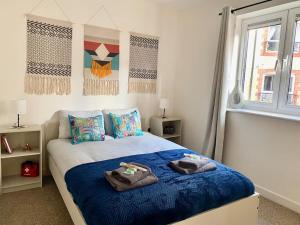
[277,7,300,115]
[238,11,288,112]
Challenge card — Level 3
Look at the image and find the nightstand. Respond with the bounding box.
[0,125,42,194]
[150,116,182,144]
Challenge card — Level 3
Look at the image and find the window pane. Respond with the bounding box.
[263,75,274,91]
[242,24,281,104]
[287,19,300,106]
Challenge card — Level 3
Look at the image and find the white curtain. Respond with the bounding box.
[202,7,235,162]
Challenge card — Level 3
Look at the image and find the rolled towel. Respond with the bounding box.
[111,163,151,185]
[169,160,217,174]
[105,171,158,192]
[178,157,210,170]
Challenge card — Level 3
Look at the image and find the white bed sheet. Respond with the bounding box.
[47,133,185,176]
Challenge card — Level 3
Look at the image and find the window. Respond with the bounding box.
[287,75,295,104]
[262,75,274,92]
[266,26,280,52]
[238,8,300,115]
[261,75,274,103]
[293,20,300,53]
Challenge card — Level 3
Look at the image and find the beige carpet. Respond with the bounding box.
[0,176,299,225]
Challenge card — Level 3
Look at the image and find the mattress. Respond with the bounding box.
[47,132,185,176]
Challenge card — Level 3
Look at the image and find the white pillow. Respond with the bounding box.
[102,107,141,136]
[58,110,103,139]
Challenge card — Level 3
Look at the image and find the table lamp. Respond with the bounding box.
[13,99,27,128]
[160,98,169,118]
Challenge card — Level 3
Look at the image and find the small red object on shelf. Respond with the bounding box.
[21,161,39,177]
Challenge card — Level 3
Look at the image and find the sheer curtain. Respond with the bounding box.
[202,6,235,162]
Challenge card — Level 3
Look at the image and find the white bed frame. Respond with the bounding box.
[45,118,259,225]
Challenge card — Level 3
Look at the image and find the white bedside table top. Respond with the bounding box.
[0,124,41,133]
[151,116,181,122]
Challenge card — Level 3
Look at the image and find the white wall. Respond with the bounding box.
[0,0,171,129]
[224,111,300,213]
[162,0,300,214]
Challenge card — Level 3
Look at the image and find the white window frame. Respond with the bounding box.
[237,11,288,112]
[277,7,300,115]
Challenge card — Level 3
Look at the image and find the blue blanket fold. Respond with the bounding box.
[65,149,254,225]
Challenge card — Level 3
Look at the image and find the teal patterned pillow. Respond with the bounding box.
[109,111,143,139]
[68,115,105,144]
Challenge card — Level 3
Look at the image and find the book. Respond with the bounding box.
[1,135,12,154]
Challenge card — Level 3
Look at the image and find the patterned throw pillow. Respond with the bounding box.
[109,111,143,138]
[68,115,105,144]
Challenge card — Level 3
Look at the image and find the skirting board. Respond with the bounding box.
[49,156,259,225]
[255,184,300,214]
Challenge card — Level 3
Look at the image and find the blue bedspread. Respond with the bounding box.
[65,149,254,225]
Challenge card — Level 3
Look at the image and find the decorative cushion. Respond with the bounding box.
[68,115,105,144]
[109,111,143,139]
[102,107,141,136]
[58,110,103,139]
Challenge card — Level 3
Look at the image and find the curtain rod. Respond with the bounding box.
[218,0,273,16]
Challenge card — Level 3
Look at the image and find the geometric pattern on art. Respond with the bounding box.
[84,25,120,96]
[128,33,159,94]
[25,15,72,95]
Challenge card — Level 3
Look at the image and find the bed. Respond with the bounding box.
[45,119,259,225]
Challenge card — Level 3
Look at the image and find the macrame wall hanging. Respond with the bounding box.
[25,1,72,95]
[128,33,159,94]
[83,25,120,96]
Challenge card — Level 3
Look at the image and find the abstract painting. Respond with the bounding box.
[84,25,120,95]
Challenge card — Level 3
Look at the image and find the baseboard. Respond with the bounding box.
[255,184,300,214]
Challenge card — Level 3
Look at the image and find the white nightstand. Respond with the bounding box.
[150,116,182,144]
[0,125,42,194]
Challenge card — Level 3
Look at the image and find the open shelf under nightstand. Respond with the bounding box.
[0,125,42,194]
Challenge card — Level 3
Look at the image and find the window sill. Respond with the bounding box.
[226,108,300,122]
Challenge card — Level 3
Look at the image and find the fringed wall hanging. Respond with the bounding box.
[25,15,72,95]
[83,25,120,95]
[128,33,159,94]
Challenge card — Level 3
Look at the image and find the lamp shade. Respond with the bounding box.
[160,98,169,109]
[15,99,27,115]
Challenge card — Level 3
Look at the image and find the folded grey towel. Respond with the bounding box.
[111,162,151,185]
[178,157,210,170]
[105,171,158,192]
[169,160,217,174]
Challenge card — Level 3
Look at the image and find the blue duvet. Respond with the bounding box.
[65,149,254,225]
